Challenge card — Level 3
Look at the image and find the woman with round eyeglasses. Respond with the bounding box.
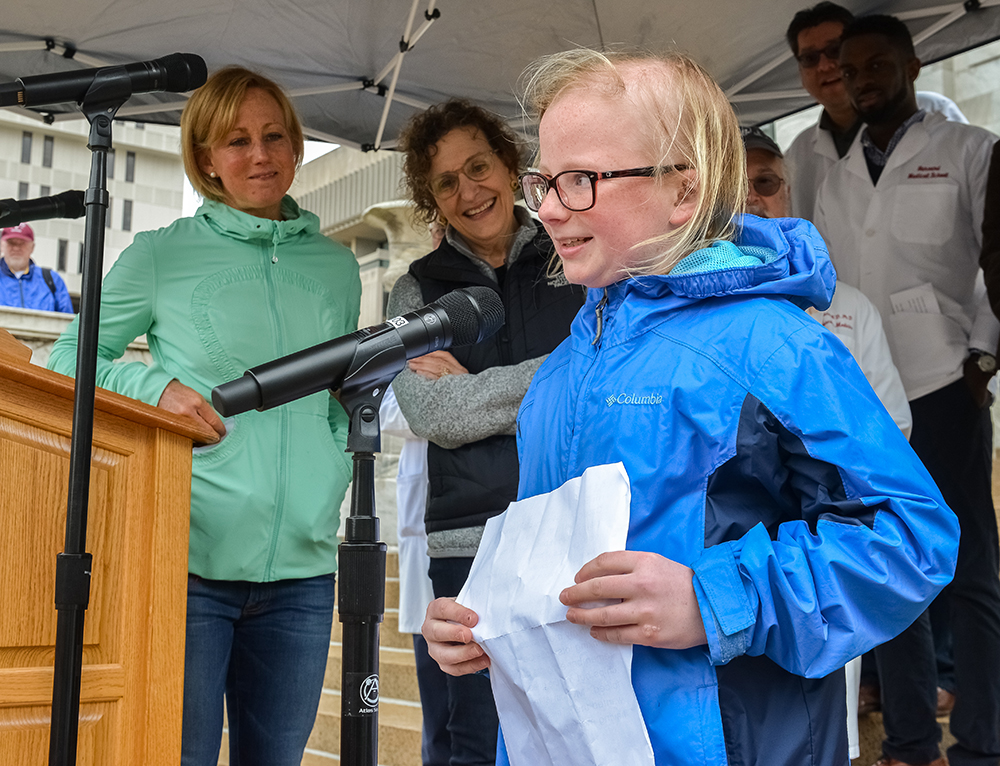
[421,50,956,765]
[388,98,584,765]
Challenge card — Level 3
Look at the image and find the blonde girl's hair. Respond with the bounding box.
[521,49,747,275]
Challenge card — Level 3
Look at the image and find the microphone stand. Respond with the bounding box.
[208,287,502,764]
[337,371,396,766]
[48,69,131,766]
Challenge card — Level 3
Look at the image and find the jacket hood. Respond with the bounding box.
[585,214,836,316]
[195,196,320,243]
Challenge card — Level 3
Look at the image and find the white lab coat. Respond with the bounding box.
[807,281,912,437]
[814,111,999,400]
[806,280,912,759]
[786,121,839,221]
[380,386,435,634]
[785,92,969,222]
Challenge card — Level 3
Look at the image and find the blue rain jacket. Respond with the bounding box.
[0,259,73,313]
[506,215,958,765]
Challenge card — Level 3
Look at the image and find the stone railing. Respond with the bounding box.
[0,306,151,367]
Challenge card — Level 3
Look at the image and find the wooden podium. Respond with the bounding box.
[0,330,216,765]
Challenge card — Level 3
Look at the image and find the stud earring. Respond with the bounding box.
[210,171,217,178]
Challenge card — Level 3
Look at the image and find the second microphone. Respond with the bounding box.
[212,286,505,417]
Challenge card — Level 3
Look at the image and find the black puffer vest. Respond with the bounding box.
[409,223,585,534]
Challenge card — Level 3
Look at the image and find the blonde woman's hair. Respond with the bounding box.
[181,66,304,204]
[521,49,747,275]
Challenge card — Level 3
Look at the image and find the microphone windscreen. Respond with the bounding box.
[57,190,86,219]
[160,53,208,92]
[441,286,505,346]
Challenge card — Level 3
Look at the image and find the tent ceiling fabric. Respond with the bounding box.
[2,0,999,151]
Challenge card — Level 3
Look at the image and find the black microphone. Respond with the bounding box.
[0,190,85,226]
[212,286,505,417]
[0,53,208,108]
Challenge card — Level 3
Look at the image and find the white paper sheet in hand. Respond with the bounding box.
[456,462,655,766]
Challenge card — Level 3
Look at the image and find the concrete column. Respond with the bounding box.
[361,201,434,294]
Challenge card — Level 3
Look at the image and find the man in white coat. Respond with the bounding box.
[744,126,911,437]
[743,124,911,761]
[784,2,967,221]
[814,15,1000,766]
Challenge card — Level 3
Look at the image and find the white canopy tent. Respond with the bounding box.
[2,0,999,151]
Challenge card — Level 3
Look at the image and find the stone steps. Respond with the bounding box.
[305,690,423,766]
[218,689,423,766]
[854,707,954,765]
[333,608,412,650]
[218,549,424,766]
[324,642,420,703]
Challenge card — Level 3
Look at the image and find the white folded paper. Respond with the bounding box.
[456,462,655,766]
[890,282,940,315]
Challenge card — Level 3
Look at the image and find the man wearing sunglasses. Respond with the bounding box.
[784,2,966,221]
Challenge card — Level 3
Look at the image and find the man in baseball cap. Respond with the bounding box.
[740,127,792,221]
[1,223,74,313]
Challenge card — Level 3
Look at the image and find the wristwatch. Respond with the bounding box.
[970,350,998,374]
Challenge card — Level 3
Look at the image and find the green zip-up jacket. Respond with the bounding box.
[48,197,361,582]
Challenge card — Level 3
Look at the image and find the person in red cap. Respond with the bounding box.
[0,223,73,313]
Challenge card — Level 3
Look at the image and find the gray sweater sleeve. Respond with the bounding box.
[387,273,546,450]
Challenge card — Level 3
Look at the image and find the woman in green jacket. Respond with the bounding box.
[48,67,361,766]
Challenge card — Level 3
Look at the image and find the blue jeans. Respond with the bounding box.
[181,573,337,766]
[428,556,500,766]
[414,633,451,766]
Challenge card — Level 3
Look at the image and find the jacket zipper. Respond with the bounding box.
[592,289,609,347]
[570,288,611,465]
[261,231,288,579]
[498,264,513,365]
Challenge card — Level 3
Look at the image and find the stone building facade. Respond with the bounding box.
[0,110,184,299]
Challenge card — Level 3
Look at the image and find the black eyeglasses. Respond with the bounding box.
[796,40,840,69]
[430,151,497,198]
[749,174,785,198]
[519,166,688,213]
